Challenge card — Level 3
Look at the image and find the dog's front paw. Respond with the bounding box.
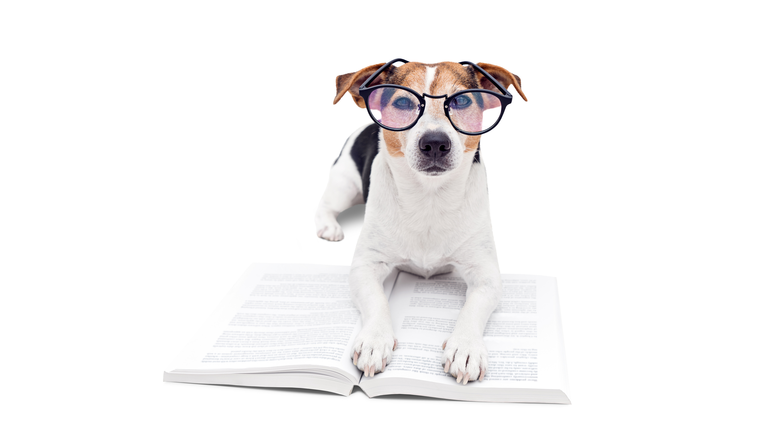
[316,219,344,242]
[351,323,397,377]
[441,333,488,385]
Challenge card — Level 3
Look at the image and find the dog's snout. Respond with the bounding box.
[418,132,451,159]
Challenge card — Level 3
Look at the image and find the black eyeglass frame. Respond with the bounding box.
[358,58,514,136]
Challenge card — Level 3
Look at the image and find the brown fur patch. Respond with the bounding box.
[334,63,392,107]
[430,63,479,95]
[382,129,404,157]
[385,63,425,87]
[475,63,527,101]
[463,135,481,153]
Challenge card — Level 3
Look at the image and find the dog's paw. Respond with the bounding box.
[351,324,397,377]
[441,334,488,385]
[316,221,344,242]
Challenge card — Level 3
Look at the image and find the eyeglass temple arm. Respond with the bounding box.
[459,61,513,98]
[359,58,409,90]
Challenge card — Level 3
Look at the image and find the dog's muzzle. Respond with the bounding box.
[417,131,453,174]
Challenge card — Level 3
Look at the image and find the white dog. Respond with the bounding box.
[315,59,526,384]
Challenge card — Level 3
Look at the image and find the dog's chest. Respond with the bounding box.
[381,207,489,277]
[361,158,492,273]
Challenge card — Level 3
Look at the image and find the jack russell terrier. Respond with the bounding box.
[315,59,527,384]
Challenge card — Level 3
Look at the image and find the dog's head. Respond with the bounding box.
[334,61,526,176]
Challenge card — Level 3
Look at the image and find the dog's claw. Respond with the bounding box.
[442,334,488,385]
[351,322,395,378]
[442,341,447,350]
[393,339,398,351]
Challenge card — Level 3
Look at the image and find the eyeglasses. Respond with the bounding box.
[358,58,515,136]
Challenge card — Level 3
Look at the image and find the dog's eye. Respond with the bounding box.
[450,95,473,109]
[392,97,415,110]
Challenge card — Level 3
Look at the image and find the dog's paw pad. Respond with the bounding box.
[351,330,396,377]
[441,335,488,385]
[316,222,344,242]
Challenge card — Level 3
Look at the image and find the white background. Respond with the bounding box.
[1,1,766,430]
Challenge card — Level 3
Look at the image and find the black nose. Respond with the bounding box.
[418,132,451,159]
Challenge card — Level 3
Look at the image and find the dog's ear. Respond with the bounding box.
[333,63,394,108]
[473,63,527,102]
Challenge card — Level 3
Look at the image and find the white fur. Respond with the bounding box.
[424,66,436,90]
[316,64,503,384]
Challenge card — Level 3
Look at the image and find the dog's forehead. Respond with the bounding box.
[387,62,479,93]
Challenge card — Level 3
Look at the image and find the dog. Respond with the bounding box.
[315,59,527,384]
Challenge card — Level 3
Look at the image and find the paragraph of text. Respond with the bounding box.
[229,310,359,327]
[213,327,354,348]
[261,273,349,283]
[401,316,536,337]
[414,281,467,296]
[202,346,345,363]
[502,285,537,299]
[242,300,354,311]
[407,297,535,314]
[484,361,538,381]
[250,284,350,299]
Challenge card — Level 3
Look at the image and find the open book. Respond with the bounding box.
[163,263,570,404]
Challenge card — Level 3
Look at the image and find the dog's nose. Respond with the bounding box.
[418,132,451,159]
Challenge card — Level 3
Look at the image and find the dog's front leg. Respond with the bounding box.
[442,262,503,385]
[349,261,397,377]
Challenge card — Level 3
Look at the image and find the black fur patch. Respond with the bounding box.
[332,140,347,166]
[473,142,481,163]
[349,123,380,203]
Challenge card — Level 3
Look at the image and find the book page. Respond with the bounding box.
[364,270,568,392]
[167,263,397,383]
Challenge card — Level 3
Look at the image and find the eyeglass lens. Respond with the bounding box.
[447,91,503,133]
[367,87,421,130]
[367,87,503,133]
